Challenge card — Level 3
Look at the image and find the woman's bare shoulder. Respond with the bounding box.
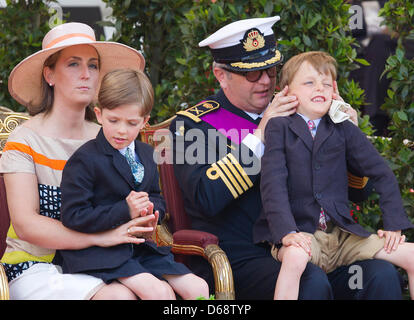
[20,114,43,130]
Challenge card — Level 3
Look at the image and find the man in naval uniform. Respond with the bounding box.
[170,16,403,299]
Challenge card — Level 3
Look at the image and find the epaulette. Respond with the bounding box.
[176,100,220,123]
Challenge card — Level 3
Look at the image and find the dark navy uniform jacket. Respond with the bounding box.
[170,89,375,267]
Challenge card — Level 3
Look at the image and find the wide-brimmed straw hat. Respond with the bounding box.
[8,22,145,110]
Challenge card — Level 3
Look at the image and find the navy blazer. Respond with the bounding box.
[59,128,167,274]
[253,114,413,245]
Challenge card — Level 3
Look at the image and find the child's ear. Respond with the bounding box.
[94,107,103,125]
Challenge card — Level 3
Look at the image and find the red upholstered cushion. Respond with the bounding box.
[0,176,10,258]
[173,229,218,248]
[158,163,192,233]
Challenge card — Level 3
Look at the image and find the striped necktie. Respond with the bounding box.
[307,120,316,138]
[125,147,144,185]
[307,119,327,231]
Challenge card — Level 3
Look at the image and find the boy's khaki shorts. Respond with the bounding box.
[271,225,385,274]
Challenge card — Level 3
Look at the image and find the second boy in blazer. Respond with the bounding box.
[60,69,209,300]
[253,51,414,300]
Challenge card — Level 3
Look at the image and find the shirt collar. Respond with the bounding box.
[244,110,264,120]
[118,140,135,157]
[297,113,321,128]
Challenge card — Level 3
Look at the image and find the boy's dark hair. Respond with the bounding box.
[98,68,154,117]
[279,51,337,89]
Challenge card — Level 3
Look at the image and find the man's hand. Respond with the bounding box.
[254,85,298,142]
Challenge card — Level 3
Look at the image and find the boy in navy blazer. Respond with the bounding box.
[59,69,208,300]
[253,51,414,300]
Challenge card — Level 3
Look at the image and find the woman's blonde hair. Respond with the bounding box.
[279,51,337,89]
[98,69,154,117]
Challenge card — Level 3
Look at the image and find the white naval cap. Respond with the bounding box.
[199,16,280,49]
[198,16,282,71]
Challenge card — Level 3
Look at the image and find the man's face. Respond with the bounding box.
[216,66,277,114]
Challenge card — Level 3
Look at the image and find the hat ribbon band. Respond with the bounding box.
[45,33,96,49]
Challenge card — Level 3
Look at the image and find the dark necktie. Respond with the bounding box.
[308,119,316,138]
[307,119,327,231]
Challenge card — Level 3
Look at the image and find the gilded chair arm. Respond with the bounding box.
[0,263,9,300]
[155,217,235,300]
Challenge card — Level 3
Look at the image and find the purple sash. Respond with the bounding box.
[201,107,258,145]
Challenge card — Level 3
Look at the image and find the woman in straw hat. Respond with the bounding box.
[0,22,155,299]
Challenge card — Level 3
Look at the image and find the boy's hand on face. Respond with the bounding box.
[126,191,151,219]
[377,229,406,253]
[281,232,312,256]
[332,81,358,126]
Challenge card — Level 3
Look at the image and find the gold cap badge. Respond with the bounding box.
[242,28,265,52]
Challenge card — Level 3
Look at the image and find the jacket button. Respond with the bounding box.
[315,163,321,170]
[315,192,322,200]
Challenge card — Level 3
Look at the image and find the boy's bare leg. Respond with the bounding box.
[91,282,137,300]
[119,272,176,300]
[164,273,210,300]
[374,242,414,299]
[274,245,310,300]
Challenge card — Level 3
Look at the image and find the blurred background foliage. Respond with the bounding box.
[0,0,59,112]
[359,0,414,241]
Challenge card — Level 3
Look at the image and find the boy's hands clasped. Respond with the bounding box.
[126,190,159,240]
[127,191,152,218]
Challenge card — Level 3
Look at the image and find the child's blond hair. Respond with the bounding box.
[98,69,154,117]
[279,51,337,89]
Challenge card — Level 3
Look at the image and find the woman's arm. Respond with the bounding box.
[4,172,152,249]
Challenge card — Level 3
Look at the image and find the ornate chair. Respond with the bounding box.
[0,106,30,154]
[139,117,235,300]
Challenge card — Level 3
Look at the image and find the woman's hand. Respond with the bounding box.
[94,214,157,247]
[144,210,159,240]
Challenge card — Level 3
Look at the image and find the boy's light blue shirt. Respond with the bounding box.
[118,141,140,162]
[297,113,322,132]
